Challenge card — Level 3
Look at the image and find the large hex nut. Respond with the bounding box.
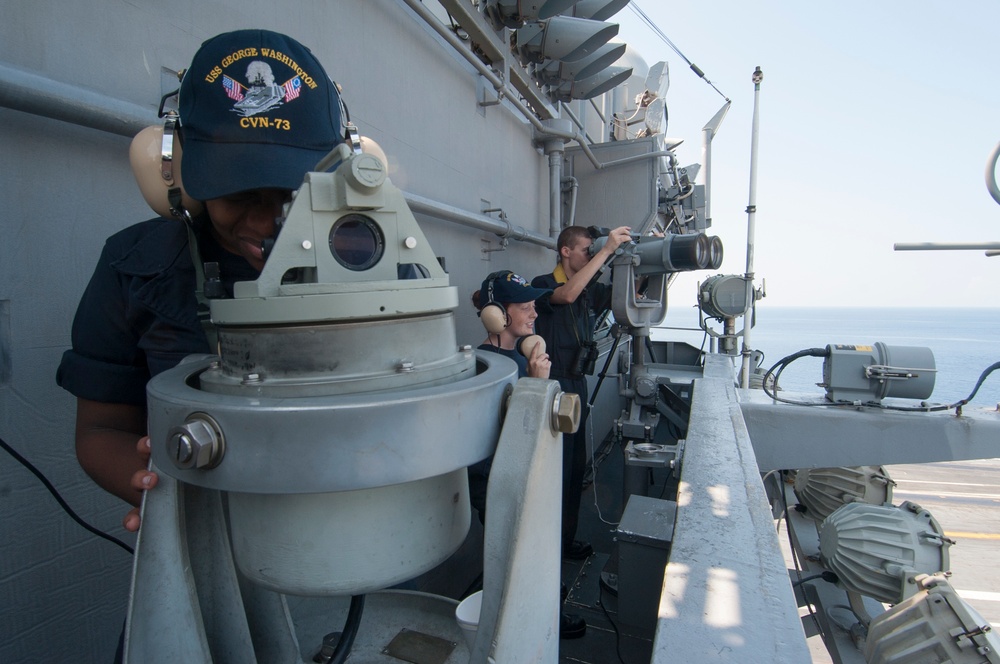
[167,413,225,470]
[552,392,581,434]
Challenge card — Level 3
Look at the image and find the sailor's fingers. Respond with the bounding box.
[130,468,158,493]
[136,435,152,460]
[123,506,142,533]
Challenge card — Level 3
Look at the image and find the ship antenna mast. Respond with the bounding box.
[740,66,764,389]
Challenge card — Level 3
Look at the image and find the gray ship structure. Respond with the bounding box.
[2,1,999,663]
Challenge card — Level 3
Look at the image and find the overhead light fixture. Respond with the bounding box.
[561,0,631,21]
[484,0,583,29]
[548,64,632,101]
[515,15,619,64]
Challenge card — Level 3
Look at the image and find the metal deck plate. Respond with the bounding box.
[382,627,457,664]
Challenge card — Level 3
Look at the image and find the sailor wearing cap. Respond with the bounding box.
[472,269,553,379]
[57,29,346,535]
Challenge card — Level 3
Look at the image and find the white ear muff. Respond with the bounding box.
[480,302,508,335]
[359,135,389,171]
[517,334,546,358]
[129,123,203,219]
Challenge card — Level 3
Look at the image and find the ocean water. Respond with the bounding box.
[652,306,1000,407]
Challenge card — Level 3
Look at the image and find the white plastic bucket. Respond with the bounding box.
[455,590,483,650]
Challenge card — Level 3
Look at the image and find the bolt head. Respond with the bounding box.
[553,392,581,433]
[167,415,224,470]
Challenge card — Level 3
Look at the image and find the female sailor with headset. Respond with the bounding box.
[468,271,587,639]
[56,29,348,535]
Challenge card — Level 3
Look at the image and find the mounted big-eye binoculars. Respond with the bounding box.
[588,225,723,331]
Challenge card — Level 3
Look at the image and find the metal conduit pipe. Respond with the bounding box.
[563,176,579,229]
[403,191,555,250]
[541,119,573,237]
[559,102,597,145]
[0,62,553,250]
[548,151,563,236]
[0,62,155,137]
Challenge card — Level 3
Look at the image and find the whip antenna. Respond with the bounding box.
[740,67,763,388]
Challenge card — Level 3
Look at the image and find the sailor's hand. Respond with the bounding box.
[605,225,633,252]
[527,341,551,379]
[123,436,158,533]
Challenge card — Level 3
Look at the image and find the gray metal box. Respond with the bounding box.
[617,494,677,635]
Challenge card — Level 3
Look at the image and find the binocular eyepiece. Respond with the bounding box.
[590,228,723,275]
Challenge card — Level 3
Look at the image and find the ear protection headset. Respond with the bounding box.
[516,334,546,358]
[129,98,204,222]
[479,271,511,335]
[130,84,358,222]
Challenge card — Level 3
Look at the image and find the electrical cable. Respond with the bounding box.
[0,435,134,555]
[792,571,839,588]
[587,418,620,528]
[763,349,1000,414]
[588,329,622,408]
[761,347,829,405]
[958,361,1000,404]
[327,594,365,664]
[597,579,627,664]
[780,474,824,639]
[644,335,657,365]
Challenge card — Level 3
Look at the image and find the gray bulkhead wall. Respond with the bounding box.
[0,1,554,661]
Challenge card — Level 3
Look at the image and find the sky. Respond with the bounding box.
[606,1,1000,308]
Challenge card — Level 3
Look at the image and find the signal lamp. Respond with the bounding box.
[699,274,751,320]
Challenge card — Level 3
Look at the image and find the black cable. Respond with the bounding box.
[763,348,1000,414]
[589,330,623,408]
[958,361,1000,404]
[597,579,627,664]
[762,347,829,404]
[644,335,657,364]
[0,435,134,555]
[582,429,617,491]
[791,571,839,588]
[328,594,365,664]
[780,472,823,640]
[854,362,999,413]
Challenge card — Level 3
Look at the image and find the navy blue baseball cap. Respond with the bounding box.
[481,271,552,305]
[178,29,344,200]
